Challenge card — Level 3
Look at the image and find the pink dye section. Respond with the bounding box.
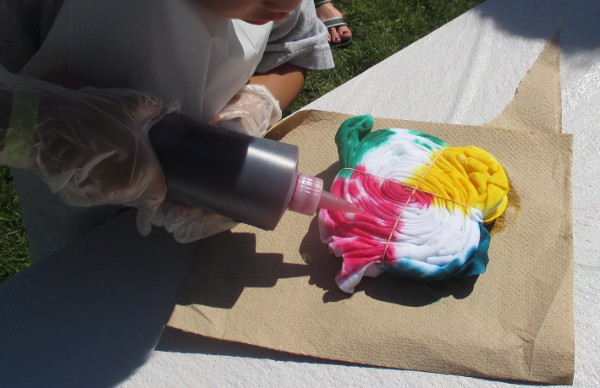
[320,165,434,284]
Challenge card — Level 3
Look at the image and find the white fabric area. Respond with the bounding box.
[1,0,598,387]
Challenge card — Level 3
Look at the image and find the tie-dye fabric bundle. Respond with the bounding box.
[318,115,509,293]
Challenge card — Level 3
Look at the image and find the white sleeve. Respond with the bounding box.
[256,0,334,73]
[0,0,64,72]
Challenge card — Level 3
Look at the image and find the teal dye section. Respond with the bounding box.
[461,224,491,276]
[334,115,396,168]
[352,129,396,166]
[335,115,375,168]
[407,129,449,148]
[413,137,448,152]
[413,139,435,151]
[383,224,491,281]
[384,257,464,280]
[335,116,448,169]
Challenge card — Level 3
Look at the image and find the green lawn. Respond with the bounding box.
[0,0,484,282]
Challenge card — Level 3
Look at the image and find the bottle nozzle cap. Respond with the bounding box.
[288,173,323,216]
[288,173,361,216]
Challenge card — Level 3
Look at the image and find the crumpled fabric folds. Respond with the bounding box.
[318,115,510,293]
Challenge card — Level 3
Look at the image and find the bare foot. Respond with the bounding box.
[315,2,352,46]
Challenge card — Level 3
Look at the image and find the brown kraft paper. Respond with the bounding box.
[167,35,574,384]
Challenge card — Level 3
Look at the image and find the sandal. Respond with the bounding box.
[314,0,353,48]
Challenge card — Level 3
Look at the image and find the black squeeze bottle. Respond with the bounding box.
[148,114,359,230]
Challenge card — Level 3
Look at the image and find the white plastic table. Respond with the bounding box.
[1,0,598,386]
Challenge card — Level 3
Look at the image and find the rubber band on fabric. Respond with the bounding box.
[341,149,483,261]
[381,148,444,262]
[0,88,39,168]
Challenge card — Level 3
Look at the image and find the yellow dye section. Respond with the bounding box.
[407,146,509,223]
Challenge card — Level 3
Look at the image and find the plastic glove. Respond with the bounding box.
[0,67,169,212]
[137,201,238,243]
[209,84,282,137]
[135,83,283,243]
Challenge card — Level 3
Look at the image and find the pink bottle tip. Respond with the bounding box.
[288,172,361,216]
[318,190,361,213]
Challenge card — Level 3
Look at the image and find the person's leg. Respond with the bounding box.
[249,63,307,110]
[314,0,352,47]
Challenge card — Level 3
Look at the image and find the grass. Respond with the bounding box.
[0,166,30,281]
[285,0,485,114]
[0,0,484,282]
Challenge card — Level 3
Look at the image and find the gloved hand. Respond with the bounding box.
[0,67,169,213]
[137,201,238,243]
[209,83,282,137]
[1,69,271,244]
[135,83,284,243]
